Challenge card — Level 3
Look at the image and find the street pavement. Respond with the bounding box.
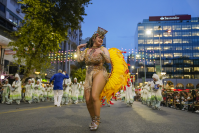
[0,101,198,133]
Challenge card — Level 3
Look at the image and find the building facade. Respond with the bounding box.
[0,0,25,74]
[46,26,83,78]
[135,14,199,89]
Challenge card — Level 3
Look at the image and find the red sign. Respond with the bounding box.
[4,50,16,55]
[149,15,191,21]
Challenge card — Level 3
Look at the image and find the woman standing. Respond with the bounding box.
[77,27,111,131]
[25,79,33,104]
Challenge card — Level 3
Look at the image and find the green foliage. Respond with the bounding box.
[9,0,91,82]
[71,68,86,82]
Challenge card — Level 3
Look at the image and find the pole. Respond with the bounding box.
[137,68,138,86]
[69,43,71,77]
[144,58,146,82]
[159,34,162,73]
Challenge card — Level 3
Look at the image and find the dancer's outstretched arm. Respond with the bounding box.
[77,43,87,62]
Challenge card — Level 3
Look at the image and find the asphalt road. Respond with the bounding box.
[0,101,198,133]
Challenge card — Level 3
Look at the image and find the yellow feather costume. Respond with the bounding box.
[100,48,129,103]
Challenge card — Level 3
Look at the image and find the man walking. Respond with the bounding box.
[50,69,69,107]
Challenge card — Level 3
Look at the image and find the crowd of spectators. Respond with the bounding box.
[161,89,199,113]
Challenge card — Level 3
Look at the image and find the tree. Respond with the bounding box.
[71,68,86,82]
[9,0,91,82]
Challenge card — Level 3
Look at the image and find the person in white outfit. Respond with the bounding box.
[50,69,69,107]
[71,77,79,104]
[31,78,35,102]
[146,81,152,106]
[2,79,11,104]
[78,81,84,103]
[33,79,42,103]
[43,84,48,101]
[7,74,22,105]
[125,79,133,106]
[61,72,71,105]
[132,86,136,102]
[47,84,54,101]
[152,74,163,110]
[25,79,33,104]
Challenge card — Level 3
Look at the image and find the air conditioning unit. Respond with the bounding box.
[16,8,20,13]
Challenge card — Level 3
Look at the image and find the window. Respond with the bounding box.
[154,39,163,44]
[184,75,191,79]
[163,32,172,37]
[163,46,172,51]
[184,60,193,65]
[193,46,199,50]
[192,39,199,43]
[182,25,191,30]
[174,75,183,79]
[175,67,183,72]
[184,67,193,72]
[154,46,160,50]
[182,32,191,37]
[164,60,173,65]
[163,26,171,30]
[138,33,144,37]
[192,31,199,36]
[194,67,199,72]
[183,46,192,50]
[145,26,153,31]
[182,39,191,43]
[164,53,173,58]
[146,39,153,44]
[138,26,144,30]
[154,26,162,30]
[154,33,162,37]
[192,24,199,29]
[0,2,5,13]
[174,53,182,57]
[173,39,182,44]
[194,60,199,65]
[172,25,181,30]
[9,14,18,26]
[154,53,163,58]
[163,67,173,72]
[183,53,192,58]
[10,0,19,8]
[194,74,199,79]
[174,32,182,37]
[147,67,154,72]
[138,40,144,44]
[145,46,153,51]
[193,53,199,57]
[163,39,172,44]
[175,46,182,50]
[174,60,183,64]
[138,46,144,51]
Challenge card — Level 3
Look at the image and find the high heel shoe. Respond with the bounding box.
[89,116,95,128]
[90,116,100,131]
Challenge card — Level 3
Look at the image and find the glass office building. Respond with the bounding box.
[136,15,199,79]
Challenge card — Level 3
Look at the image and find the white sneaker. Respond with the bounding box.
[182,109,185,111]
[195,110,199,113]
[57,105,61,107]
[65,103,68,105]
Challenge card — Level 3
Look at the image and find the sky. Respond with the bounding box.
[81,0,199,50]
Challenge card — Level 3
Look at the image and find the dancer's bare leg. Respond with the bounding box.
[92,72,106,124]
[85,89,95,117]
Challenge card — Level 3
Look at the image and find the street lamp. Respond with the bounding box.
[137,54,146,82]
[146,30,152,35]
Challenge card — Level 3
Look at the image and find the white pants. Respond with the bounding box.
[54,90,63,106]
